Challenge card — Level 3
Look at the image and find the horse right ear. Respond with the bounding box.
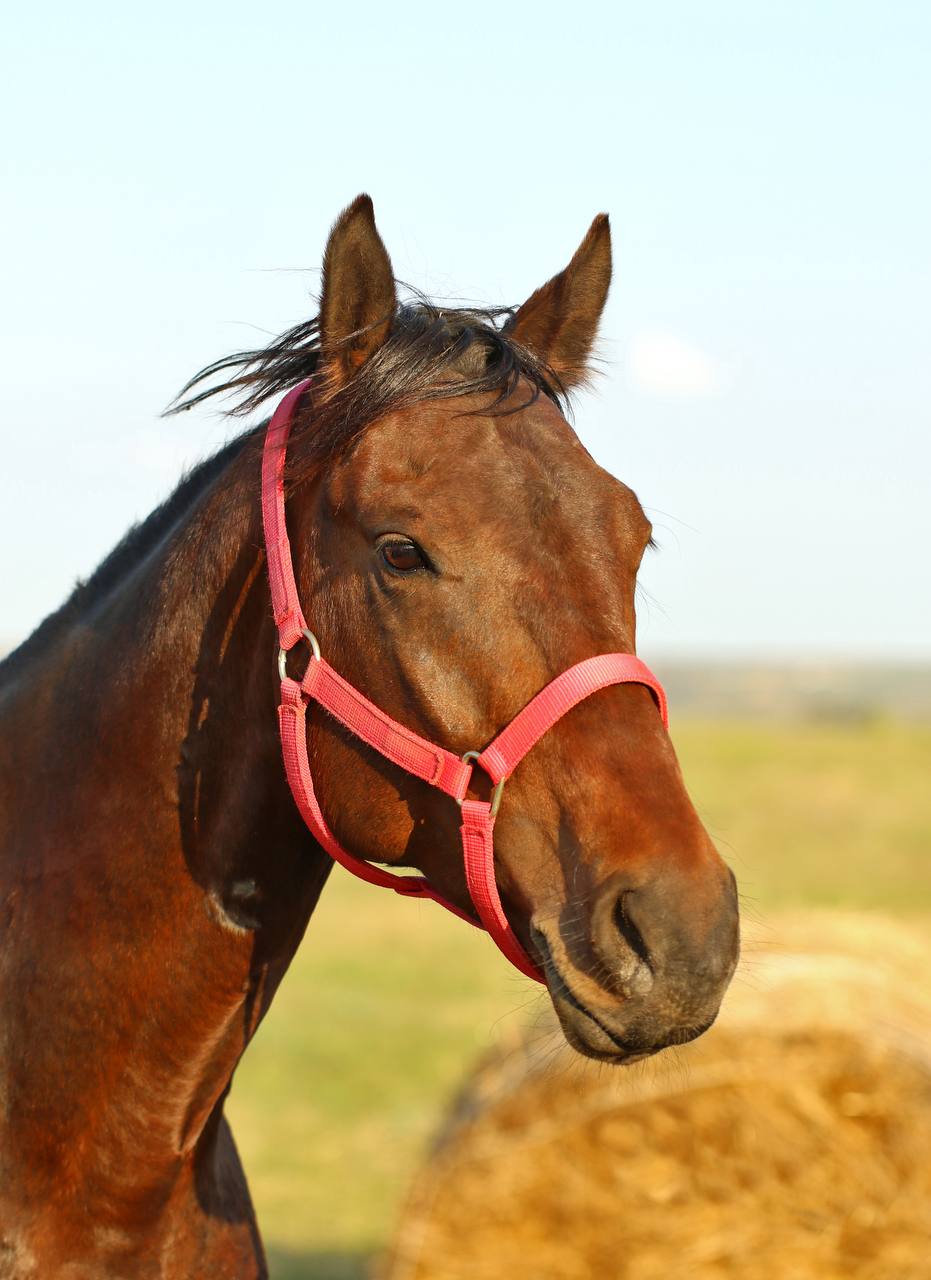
[318,194,397,393]
[506,214,612,390]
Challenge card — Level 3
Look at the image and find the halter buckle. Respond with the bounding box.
[277,628,322,681]
[460,750,506,818]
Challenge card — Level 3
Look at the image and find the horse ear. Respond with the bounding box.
[318,194,397,391]
[507,214,612,389]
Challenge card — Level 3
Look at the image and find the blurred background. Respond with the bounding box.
[2,2,928,1277]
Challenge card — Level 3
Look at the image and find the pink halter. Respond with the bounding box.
[262,380,669,984]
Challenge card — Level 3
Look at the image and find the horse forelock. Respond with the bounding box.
[166,291,571,481]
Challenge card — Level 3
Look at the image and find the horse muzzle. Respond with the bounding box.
[532,861,740,1063]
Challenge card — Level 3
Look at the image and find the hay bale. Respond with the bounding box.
[382,914,931,1280]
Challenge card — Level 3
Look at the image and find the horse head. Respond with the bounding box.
[219,196,740,1063]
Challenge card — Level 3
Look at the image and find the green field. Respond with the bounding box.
[226,718,931,1279]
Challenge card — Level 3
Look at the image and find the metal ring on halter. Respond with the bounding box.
[460,750,507,818]
[277,628,322,681]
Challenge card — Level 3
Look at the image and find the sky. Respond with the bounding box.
[1,0,928,659]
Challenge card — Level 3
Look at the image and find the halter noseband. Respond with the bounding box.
[262,380,669,984]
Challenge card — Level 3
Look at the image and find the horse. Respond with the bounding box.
[0,195,739,1277]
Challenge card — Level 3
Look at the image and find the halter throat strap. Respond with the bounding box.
[262,380,669,985]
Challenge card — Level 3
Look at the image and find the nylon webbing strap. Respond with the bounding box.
[261,379,313,648]
[477,654,669,783]
[278,679,477,925]
[460,800,542,981]
[301,659,471,800]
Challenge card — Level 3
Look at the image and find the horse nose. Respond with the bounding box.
[591,862,739,1004]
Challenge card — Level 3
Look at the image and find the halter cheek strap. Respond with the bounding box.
[262,380,669,985]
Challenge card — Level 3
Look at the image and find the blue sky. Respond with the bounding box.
[2,1,928,657]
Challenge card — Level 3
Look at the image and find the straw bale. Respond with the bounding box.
[382,914,931,1280]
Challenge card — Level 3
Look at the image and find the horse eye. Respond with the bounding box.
[380,539,427,574]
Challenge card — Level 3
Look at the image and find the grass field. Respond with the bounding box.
[225,717,931,1280]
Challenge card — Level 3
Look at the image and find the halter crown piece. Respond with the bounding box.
[262,380,669,984]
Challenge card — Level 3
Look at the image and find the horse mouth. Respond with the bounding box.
[531,929,643,1063]
[531,928,715,1065]
[557,990,654,1063]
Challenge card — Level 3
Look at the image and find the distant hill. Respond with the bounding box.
[2,638,928,722]
[652,660,931,722]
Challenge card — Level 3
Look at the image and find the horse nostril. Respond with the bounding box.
[614,896,653,962]
[590,884,655,996]
[612,891,652,972]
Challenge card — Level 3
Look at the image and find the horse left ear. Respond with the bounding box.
[507,213,612,389]
[319,193,397,392]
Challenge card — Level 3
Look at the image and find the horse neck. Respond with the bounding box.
[0,430,331,1204]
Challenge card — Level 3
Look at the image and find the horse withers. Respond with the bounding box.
[0,196,738,1277]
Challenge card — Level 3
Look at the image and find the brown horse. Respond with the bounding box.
[0,196,738,1277]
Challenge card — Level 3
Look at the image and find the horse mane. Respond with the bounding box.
[0,438,249,683]
[165,290,568,481]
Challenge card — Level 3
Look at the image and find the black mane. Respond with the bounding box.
[0,437,249,683]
